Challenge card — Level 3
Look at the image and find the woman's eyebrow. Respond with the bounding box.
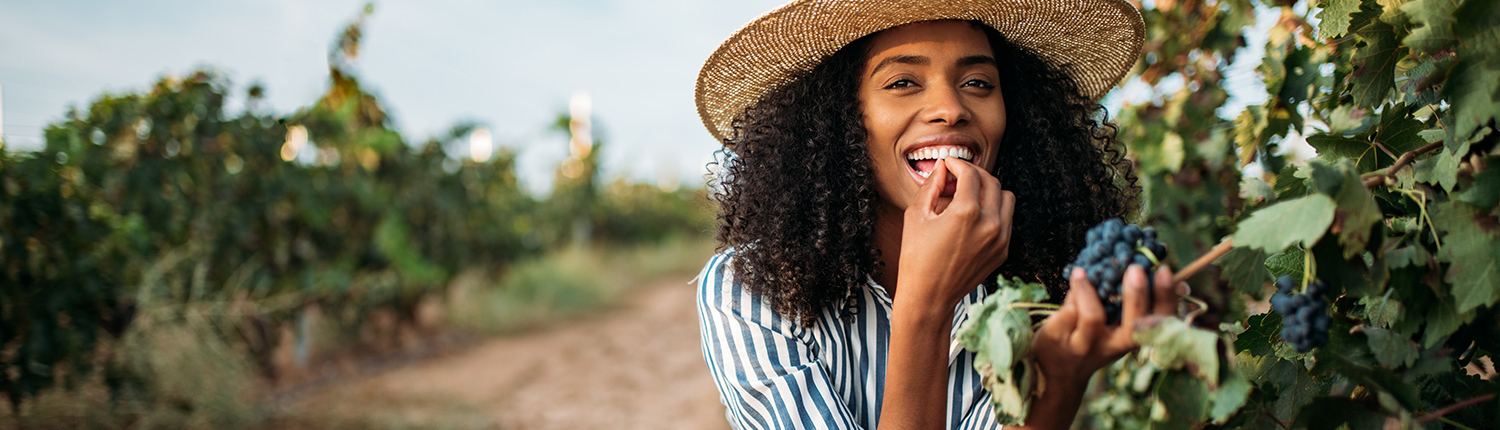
[958,55,998,68]
[869,55,929,77]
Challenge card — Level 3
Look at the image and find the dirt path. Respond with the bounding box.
[283,280,731,430]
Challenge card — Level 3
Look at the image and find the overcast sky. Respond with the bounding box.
[0,0,1272,194]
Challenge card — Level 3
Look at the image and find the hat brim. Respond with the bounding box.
[695,0,1144,144]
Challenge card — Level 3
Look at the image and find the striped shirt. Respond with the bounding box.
[695,251,1004,429]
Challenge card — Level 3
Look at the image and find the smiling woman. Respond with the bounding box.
[693,1,1175,429]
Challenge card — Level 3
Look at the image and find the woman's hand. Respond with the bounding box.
[1015,264,1182,430]
[895,157,1015,311]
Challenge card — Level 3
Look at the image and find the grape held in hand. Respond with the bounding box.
[1063,218,1169,324]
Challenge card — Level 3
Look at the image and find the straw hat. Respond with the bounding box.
[695,0,1144,144]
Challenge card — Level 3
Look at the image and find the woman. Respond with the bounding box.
[694,1,1180,428]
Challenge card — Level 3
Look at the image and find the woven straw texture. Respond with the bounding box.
[695,0,1144,144]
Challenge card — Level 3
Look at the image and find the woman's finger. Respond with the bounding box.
[918,158,949,214]
[1119,265,1149,325]
[944,157,985,210]
[1153,266,1178,316]
[1108,265,1151,353]
[1068,267,1107,347]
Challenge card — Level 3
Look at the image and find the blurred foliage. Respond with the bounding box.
[0,4,711,415]
[1075,0,1500,428]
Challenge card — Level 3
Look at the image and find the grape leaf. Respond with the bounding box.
[1317,0,1366,39]
[1456,156,1500,210]
[1431,201,1500,313]
[1133,316,1223,389]
[1152,371,1210,430]
[1326,105,1378,135]
[956,276,1050,425]
[1264,249,1305,282]
[1401,0,1461,54]
[1234,312,1283,356]
[1291,397,1389,430]
[1208,370,1251,424]
[1314,350,1422,411]
[1273,164,1309,199]
[1218,246,1270,298]
[1421,289,1477,347]
[1351,20,1409,108]
[1362,326,1419,368]
[1384,243,1431,268]
[1356,294,1404,328]
[1444,13,1500,145]
[1232,194,1337,254]
[1329,162,1384,258]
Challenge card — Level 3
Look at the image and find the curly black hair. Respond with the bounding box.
[710,22,1140,327]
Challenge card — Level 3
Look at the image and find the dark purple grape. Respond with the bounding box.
[1068,218,1170,324]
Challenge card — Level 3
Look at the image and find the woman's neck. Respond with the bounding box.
[873,203,905,296]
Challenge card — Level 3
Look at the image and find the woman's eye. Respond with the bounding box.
[884,79,917,89]
[963,79,996,89]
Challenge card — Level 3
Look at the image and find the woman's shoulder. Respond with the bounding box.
[694,248,807,333]
[694,249,744,308]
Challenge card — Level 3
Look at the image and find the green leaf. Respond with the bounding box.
[1218,247,1270,298]
[1385,243,1432,268]
[1134,316,1223,389]
[1208,370,1251,424]
[1306,114,1425,174]
[1444,25,1500,143]
[1431,138,1471,191]
[1362,326,1419,368]
[1234,312,1283,356]
[1431,201,1500,313]
[1326,105,1379,135]
[1328,162,1384,258]
[1232,194,1338,254]
[1401,0,1461,54]
[1351,20,1410,108]
[1421,289,1477,347]
[1291,397,1389,430]
[1265,249,1306,282]
[956,276,1050,424]
[1318,0,1367,38]
[1152,370,1211,430]
[1273,164,1309,199]
[1456,157,1500,210]
[1240,173,1275,204]
[1356,294,1404,328]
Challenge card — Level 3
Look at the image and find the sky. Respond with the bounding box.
[0,0,1275,195]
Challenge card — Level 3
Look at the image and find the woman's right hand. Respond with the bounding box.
[894,157,1015,311]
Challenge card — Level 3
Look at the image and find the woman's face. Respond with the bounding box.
[858,20,1006,211]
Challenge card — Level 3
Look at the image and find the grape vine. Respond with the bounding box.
[960,0,1500,427]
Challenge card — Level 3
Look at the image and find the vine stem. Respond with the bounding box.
[1362,141,1444,188]
[1415,394,1496,425]
[1172,238,1235,284]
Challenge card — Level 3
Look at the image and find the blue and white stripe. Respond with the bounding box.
[696,251,1004,429]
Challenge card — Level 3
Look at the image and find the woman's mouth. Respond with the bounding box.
[906,145,975,179]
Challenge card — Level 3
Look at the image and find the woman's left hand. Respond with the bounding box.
[1013,264,1182,430]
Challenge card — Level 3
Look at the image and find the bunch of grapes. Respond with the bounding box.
[1064,219,1169,324]
[1270,275,1330,352]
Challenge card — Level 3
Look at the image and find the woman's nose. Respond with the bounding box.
[921,87,970,126]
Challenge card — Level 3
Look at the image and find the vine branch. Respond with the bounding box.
[1362,141,1444,188]
[1415,394,1496,425]
[1172,238,1235,284]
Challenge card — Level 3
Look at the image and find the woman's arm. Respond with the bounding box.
[879,158,1014,429]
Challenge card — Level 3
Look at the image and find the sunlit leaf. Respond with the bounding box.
[1232,194,1337,253]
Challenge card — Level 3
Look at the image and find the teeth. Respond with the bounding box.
[906,146,975,162]
[919,170,931,178]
